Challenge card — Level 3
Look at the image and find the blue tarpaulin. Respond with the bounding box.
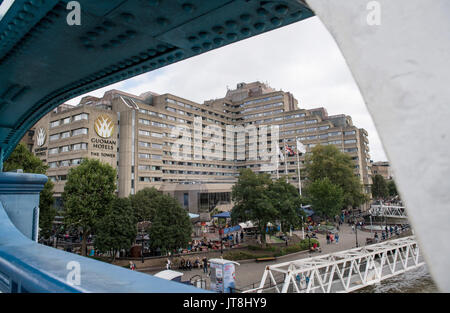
[299,206,315,217]
[223,225,241,235]
[212,212,231,218]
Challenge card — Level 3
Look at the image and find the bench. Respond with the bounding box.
[255,257,276,262]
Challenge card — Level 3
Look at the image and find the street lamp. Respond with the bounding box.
[141,231,144,263]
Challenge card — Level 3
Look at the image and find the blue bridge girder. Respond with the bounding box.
[0,0,314,293]
[0,0,314,163]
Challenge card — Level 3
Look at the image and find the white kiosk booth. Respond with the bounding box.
[208,258,240,293]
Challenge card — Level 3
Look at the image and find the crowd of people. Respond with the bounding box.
[166,256,209,273]
[372,224,409,243]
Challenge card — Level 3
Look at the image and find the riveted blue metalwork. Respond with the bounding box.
[0,0,314,163]
[0,172,209,293]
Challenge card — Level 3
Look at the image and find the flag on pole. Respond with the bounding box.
[285,144,295,156]
[296,139,306,155]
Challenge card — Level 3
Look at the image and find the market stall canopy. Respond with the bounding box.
[188,213,200,219]
[239,221,255,229]
[154,270,183,281]
[212,212,231,219]
[224,225,241,235]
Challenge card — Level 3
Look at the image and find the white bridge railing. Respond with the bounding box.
[243,236,424,293]
[369,205,408,218]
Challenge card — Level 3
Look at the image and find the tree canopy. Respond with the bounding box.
[3,143,56,239]
[372,174,388,199]
[95,196,137,261]
[129,187,161,222]
[231,169,302,243]
[387,180,398,197]
[305,177,344,219]
[304,145,368,208]
[62,158,116,256]
[145,189,192,253]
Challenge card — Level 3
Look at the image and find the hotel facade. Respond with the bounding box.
[30,82,372,213]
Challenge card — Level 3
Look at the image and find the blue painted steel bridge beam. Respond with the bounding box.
[0,172,208,293]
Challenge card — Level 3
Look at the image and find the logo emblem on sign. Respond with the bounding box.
[36,127,46,147]
[94,115,114,138]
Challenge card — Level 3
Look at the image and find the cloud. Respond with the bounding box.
[67,16,387,162]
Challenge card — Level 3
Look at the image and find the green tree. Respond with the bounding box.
[129,187,161,222]
[305,145,368,208]
[3,143,56,239]
[94,197,137,261]
[387,180,398,197]
[306,178,344,219]
[147,193,192,253]
[267,178,303,234]
[231,169,279,244]
[372,174,388,199]
[62,158,116,256]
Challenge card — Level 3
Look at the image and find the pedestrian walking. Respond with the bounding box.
[351,225,355,233]
[335,233,339,244]
[202,257,208,274]
[326,233,330,244]
[374,232,379,243]
[129,261,136,271]
[166,258,171,270]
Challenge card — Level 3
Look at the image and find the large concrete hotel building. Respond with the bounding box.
[30,82,372,213]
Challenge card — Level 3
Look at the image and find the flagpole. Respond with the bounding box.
[296,136,302,196]
[276,147,280,180]
[284,139,288,183]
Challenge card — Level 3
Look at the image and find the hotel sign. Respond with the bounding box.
[36,127,46,147]
[92,114,116,154]
[94,114,114,138]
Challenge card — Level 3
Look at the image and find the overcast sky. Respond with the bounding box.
[66,16,388,162]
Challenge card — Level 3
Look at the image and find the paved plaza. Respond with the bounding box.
[142,224,383,290]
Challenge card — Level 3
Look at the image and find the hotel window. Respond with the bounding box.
[306,120,317,124]
[60,145,70,152]
[152,143,162,149]
[49,162,58,168]
[344,139,357,144]
[49,134,60,141]
[152,154,162,160]
[60,160,70,167]
[58,175,67,181]
[50,120,60,128]
[139,118,150,125]
[72,128,88,136]
[49,148,58,154]
[151,132,163,138]
[72,143,87,150]
[49,176,57,183]
[73,113,88,121]
[138,130,150,136]
[62,117,71,124]
[344,130,356,135]
[61,131,70,139]
[72,159,82,165]
[139,141,151,148]
[139,153,150,159]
